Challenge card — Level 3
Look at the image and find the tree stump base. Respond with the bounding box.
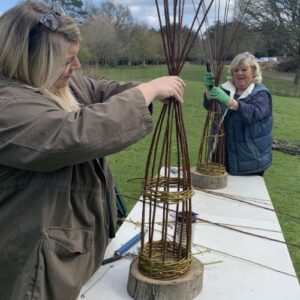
[127,257,204,300]
[191,166,227,189]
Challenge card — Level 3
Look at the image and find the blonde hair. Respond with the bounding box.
[227,52,262,84]
[0,1,81,111]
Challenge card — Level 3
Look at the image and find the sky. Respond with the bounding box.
[0,0,19,13]
[0,0,161,27]
[0,0,231,29]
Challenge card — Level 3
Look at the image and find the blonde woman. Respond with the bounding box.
[203,52,273,175]
[0,1,185,299]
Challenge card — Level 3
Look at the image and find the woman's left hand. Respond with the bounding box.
[209,87,230,106]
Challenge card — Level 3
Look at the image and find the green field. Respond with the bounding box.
[83,64,300,280]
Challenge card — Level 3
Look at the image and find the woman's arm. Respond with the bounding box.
[0,87,152,172]
[236,91,272,124]
[70,72,185,106]
[70,71,140,105]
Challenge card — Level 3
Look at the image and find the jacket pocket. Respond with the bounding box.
[32,227,94,300]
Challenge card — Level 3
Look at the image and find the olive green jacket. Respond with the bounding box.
[0,71,152,299]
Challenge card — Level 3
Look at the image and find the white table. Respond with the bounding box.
[78,175,300,300]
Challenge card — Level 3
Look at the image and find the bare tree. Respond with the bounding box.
[239,0,300,84]
[82,1,134,65]
[86,1,133,31]
[229,23,268,58]
[81,19,117,65]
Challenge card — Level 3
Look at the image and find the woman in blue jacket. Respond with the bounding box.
[203,52,272,175]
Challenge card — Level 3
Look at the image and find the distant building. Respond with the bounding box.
[256,57,278,62]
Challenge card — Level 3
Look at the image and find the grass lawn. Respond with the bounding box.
[83,64,300,280]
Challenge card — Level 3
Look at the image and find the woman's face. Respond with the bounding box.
[52,42,81,91]
[232,64,254,92]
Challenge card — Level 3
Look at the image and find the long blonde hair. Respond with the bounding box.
[0,1,81,111]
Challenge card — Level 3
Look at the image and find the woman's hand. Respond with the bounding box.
[137,76,186,106]
[209,87,230,106]
[203,72,214,90]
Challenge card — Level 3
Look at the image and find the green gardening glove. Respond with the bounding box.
[209,87,230,105]
[203,72,215,90]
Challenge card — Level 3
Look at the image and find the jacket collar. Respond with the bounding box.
[221,81,255,100]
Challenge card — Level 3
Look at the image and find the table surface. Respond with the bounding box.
[78,175,300,300]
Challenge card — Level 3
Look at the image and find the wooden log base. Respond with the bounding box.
[191,166,227,189]
[127,257,204,300]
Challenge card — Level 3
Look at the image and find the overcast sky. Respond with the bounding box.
[0,0,230,28]
[0,0,161,27]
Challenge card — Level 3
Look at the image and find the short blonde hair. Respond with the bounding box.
[227,52,262,84]
[0,1,81,111]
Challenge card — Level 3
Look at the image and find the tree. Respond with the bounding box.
[77,42,94,64]
[86,1,133,31]
[99,1,133,31]
[126,25,164,66]
[147,29,165,65]
[82,1,135,65]
[158,25,202,63]
[80,18,117,65]
[238,0,300,84]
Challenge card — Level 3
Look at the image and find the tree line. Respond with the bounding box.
[41,0,300,84]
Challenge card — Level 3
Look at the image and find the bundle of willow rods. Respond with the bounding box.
[195,0,251,175]
[138,0,213,280]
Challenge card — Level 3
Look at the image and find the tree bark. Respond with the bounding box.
[294,69,300,85]
[294,43,300,85]
[127,257,204,300]
[272,139,300,156]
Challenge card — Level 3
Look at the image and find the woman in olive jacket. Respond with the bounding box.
[0,2,185,299]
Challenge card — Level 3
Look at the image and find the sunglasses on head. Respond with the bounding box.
[39,1,65,31]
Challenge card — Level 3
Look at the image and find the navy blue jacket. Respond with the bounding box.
[204,82,272,175]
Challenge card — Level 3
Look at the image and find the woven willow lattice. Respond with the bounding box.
[139,100,194,280]
[138,0,213,280]
[196,98,226,176]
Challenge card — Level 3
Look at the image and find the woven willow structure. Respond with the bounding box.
[138,0,213,280]
[196,0,250,176]
[196,89,226,176]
